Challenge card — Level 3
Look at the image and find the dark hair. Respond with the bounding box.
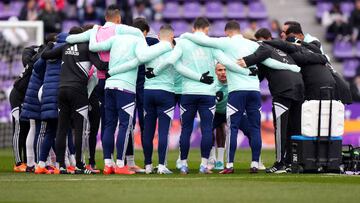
[69,26,83,34]
[45,33,57,44]
[82,24,95,31]
[133,17,150,33]
[284,21,302,30]
[255,28,272,40]
[193,17,210,29]
[225,20,240,31]
[160,24,174,32]
[105,4,121,19]
[286,25,303,35]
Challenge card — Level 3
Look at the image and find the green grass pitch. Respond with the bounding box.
[0,148,360,203]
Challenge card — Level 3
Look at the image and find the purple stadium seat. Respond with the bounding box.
[238,20,249,31]
[183,2,202,19]
[209,21,226,37]
[333,40,354,59]
[340,2,354,17]
[84,20,101,26]
[226,2,246,19]
[62,20,80,32]
[257,20,270,29]
[343,59,359,78]
[150,21,163,33]
[356,41,360,57]
[316,2,332,19]
[248,1,267,19]
[205,2,224,19]
[172,21,190,37]
[163,2,181,19]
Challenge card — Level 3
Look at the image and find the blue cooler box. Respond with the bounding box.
[291,135,342,173]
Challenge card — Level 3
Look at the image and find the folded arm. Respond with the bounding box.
[212,49,250,75]
[153,45,182,75]
[89,52,109,71]
[115,24,144,38]
[180,33,226,50]
[41,43,63,60]
[174,61,202,81]
[89,30,113,52]
[66,29,91,44]
[135,40,172,63]
[108,58,140,76]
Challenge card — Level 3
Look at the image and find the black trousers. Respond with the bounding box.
[55,87,88,168]
[88,91,100,166]
[9,88,29,165]
[272,96,302,165]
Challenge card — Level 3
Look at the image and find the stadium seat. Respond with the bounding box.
[226,2,246,19]
[257,20,270,29]
[238,20,250,30]
[150,21,163,33]
[183,2,202,20]
[62,20,80,33]
[209,20,226,37]
[205,2,225,20]
[340,2,354,17]
[163,2,182,19]
[316,2,332,20]
[172,20,190,37]
[343,59,359,78]
[248,1,268,19]
[333,40,354,59]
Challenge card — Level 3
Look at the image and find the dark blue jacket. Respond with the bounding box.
[40,33,67,120]
[21,58,46,120]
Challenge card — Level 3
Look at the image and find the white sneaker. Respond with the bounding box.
[157,166,173,174]
[208,157,216,170]
[176,158,182,169]
[145,164,153,174]
[251,161,259,169]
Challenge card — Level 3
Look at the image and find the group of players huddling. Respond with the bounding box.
[10,4,341,175]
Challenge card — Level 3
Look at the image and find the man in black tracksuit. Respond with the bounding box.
[265,26,336,100]
[242,28,305,173]
[9,39,54,170]
[41,26,108,173]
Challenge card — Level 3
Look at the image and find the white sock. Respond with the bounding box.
[217,148,225,163]
[55,162,60,169]
[145,164,153,170]
[65,152,70,167]
[226,162,234,168]
[70,154,76,166]
[38,161,46,168]
[201,158,208,167]
[111,154,116,166]
[209,147,216,160]
[104,159,113,167]
[251,161,259,169]
[181,159,188,167]
[116,159,125,168]
[126,155,135,167]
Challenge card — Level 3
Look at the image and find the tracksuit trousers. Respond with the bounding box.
[143,89,175,165]
[179,94,216,161]
[55,87,89,168]
[102,89,135,161]
[227,91,262,163]
[272,96,302,165]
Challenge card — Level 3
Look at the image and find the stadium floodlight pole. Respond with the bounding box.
[0,20,44,45]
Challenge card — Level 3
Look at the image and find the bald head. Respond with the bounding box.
[159,24,174,44]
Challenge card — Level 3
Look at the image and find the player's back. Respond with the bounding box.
[105,34,140,92]
[223,36,260,92]
[178,37,216,95]
[145,51,175,93]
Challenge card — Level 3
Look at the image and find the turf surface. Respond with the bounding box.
[0,148,360,203]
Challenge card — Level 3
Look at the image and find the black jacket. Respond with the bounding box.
[13,45,46,96]
[41,42,108,94]
[243,42,304,101]
[264,39,335,100]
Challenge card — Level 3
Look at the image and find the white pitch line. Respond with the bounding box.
[0,175,358,182]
